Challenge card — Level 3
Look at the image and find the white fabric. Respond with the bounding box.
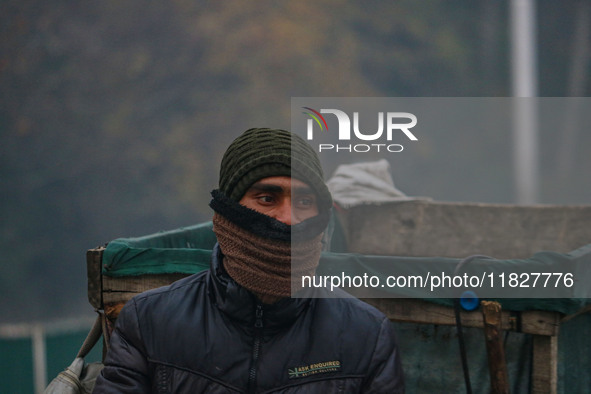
[326,159,427,208]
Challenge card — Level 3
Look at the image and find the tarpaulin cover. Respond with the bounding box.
[102,221,216,277]
[102,221,590,314]
[100,220,591,393]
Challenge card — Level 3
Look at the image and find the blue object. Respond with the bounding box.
[460,291,479,311]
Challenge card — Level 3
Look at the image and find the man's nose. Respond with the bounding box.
[274,200,293,225]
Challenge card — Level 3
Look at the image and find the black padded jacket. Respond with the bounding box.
[93,246,405,393]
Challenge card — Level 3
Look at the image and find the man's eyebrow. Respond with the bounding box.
[247,182,316,195]
[292,186,315,195]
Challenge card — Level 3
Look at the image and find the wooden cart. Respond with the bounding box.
[87,200,591,393]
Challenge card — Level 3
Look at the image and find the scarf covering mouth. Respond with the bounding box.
[212,213,323,299]
[209,189,330,242]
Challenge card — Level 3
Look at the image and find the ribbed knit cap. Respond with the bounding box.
[218,128,332,211]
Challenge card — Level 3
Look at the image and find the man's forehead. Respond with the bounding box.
[248,176,316,194]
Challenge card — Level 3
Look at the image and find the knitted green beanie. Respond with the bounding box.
[218,128,332,211]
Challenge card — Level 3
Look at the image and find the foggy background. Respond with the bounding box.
[1,0,590,324]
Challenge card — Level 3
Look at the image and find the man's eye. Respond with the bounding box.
[258,195,274,204]
[296,196,315,207]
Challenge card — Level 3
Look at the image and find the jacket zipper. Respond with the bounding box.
[247,304,264,393]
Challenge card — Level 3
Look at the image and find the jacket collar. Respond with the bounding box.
[208,244,311,332]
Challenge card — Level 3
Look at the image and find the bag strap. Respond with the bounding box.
[76,314,103,359]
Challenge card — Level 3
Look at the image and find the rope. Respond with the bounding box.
[453,254,493,394]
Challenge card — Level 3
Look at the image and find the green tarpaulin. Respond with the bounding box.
[99,220,591,393]
[102,220,591,314]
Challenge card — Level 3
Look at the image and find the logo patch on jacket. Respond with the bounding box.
[288,360,341,379]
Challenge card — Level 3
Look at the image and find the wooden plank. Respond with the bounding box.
[362,298,560,336]
[531,335,558,394]
[345,201,591,259]
[481,301,510,394]
[86,247,104,310]
[102,273,190,304]
[521,310,561,337]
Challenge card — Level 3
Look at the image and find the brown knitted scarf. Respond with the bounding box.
[213,213,322,303]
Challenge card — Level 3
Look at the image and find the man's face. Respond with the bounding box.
[239,176,319,225]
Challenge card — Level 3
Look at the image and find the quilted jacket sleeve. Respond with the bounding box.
[363,317,405,393]
[93,299,151,393]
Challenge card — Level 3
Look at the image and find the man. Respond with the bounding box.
[94,128,405,393]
